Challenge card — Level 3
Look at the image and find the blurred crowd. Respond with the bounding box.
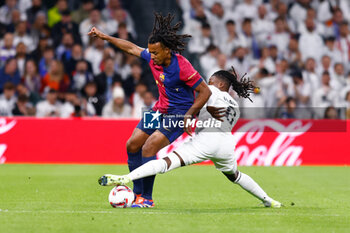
[0,0,155,118]
[180,0,350,119]
[0,0,349,119]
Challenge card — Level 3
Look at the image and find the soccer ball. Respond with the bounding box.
[108,185,135,208]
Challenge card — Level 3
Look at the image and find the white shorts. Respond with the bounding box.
[174,132,237,174]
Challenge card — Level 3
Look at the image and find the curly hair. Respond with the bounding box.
[212,67,257,102]
[148,12,191,53]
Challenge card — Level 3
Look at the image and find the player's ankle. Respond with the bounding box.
[141,195,152,200]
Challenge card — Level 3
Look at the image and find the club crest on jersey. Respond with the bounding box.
[159,73,165,82]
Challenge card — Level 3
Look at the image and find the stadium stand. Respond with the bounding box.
[0,0,349,119]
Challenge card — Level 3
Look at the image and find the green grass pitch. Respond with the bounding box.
[0,165,349,233]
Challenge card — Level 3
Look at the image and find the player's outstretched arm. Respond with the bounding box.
[184,82,211,136]
[88,27,144,57]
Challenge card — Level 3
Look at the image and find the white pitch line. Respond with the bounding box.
[0,209,343,217]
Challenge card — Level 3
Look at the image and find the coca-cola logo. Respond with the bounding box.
[158,120,312,166]
[232,120,312,166]
[0,118,17,164]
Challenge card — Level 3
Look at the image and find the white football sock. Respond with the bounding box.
[127,153,182,181]
[234,172,272,203]
[127,159,167,181]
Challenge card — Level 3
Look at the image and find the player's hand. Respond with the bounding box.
[184,114,193,136]
[88,27,103,38]
[207,106,226,122]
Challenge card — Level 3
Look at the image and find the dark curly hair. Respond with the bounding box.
[212,67,257,102]
[148,12,191,53]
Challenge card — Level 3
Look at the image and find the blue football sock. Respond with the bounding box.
[141,155,157,200]
[127,151,143,195]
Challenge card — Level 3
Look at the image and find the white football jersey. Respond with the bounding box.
[195,85,240,134]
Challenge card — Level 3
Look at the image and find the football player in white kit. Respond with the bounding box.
[99,68,282,208]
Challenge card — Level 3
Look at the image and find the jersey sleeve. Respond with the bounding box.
[206,85,219,106]
[140,49,151,62]
[178,56,203,90]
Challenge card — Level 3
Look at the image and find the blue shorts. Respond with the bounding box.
[136,115,184,143]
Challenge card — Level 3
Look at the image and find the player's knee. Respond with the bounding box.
[163,157,172,170]
[126,138,141,153]
[233,170,240,181]
[162,153,182,173]
[141,143,154,157]
[223,170,239,183]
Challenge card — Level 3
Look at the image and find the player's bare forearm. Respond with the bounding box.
[104,35,143,57]
[186,82,211,117]
[88,27,143,57]
[183,82,211,136]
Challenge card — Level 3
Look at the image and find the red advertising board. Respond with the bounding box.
[0,117,349,165]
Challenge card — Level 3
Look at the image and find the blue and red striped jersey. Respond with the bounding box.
[141,49,203,114]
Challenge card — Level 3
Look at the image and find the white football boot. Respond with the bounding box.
[263,199,282,208]
[98,174,131,186]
